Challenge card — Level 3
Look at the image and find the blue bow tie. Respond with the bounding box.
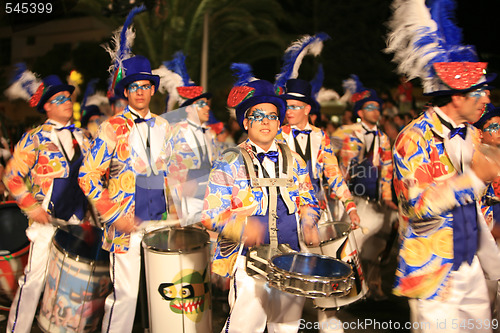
[56,124,76,132]
[189,122,208,133]
[292,128,312,138]
[134,117,155,126]
[256,151,279,164]
[449,127,467,140]
[365,130,378,136]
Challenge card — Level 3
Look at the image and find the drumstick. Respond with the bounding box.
[353,221,369,235]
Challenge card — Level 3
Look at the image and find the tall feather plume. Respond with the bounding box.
[339,74,363,104]
[102,4,146,94]
[152,51,194,112]
[275,32,330,90]
[310,63,324,99]
[385,0,477,93]
[317,88,340,103]
[230,63,255,86]
[85,92,109,107]
[81,78,99,108]
[5,63,42,101]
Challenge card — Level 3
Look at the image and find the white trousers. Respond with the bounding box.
[222,255,305,333]
[101,230,143,333]
[7,222,56,333]
[409,256,492,333]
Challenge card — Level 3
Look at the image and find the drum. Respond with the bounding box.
[308,221,368,309]
[38,225,111,333]
[268,252,354,298]
[142,227,212,333]
[0,201,30,306]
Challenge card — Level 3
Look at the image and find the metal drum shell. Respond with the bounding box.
[268,252,354,299]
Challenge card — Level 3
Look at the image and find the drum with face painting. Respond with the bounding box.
[37,225,111,333]
[142,227,211,333]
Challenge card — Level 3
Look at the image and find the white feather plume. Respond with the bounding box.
[86,92,110,107]
[152,65,184,112]
[5,70,41,102]
[316,88,340,103]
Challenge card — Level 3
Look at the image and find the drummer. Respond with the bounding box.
[3,73,91,333]
[331,83,396,300]
[202,78,320,332]
[276,78,360,228]
[78,55,173,333]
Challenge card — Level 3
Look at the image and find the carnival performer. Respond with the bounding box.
[3,70,91,333]
[78,55,173,333]
[155,51,218,225]
[331,75,395,300]
[202,78,320,332]
[386,0,500,330]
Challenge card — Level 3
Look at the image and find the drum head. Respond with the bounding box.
[142,227,210,253]
[53,225,108,263]
[317,222,350,245]
[271,253,352,279]
[0,202,29,253]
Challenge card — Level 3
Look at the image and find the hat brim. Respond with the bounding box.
[353,97,384,116]
[281,93,320,115]
[115,73,160,98]
[424,73,497,97]
[236,95,286,131]
[180,92,213,107]
[37,84,75,113]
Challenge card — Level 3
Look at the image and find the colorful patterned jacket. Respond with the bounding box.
[392,107,500,300]
[166,120,220,213]
[3,120,90,222]
[332,122,393,202]
[201,139,320,277]
[480,178,500,229]
[78,107,173,253]
[276,124,355,212]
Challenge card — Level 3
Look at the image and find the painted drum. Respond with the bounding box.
[142,227,211,333]
[0,201,30,307]
[38,225,111,333]
[308,221,368,309]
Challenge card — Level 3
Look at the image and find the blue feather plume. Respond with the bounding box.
[81,78,99,108]
[118,4,146,66]
[11,63,27,83]
[164,51,193,86]
[230,63,254,86]
[310,64,324,97]
[275,32,330,90]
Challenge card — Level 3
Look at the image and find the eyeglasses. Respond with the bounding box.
[194,100,209,108]
[128,83,152,93]
[362,104,380,112]
[286,105,306,110]
[467,88,488,99]
[484,122,500,134]
[50,95,71,105]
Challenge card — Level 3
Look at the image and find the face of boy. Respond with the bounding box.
[243,103,280,150]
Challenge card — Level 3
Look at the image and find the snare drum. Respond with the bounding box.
[38,225,111,333]
[0,201,30,307]
[308,221,368,309]
[142,227,211,333]
[268,252,354,299]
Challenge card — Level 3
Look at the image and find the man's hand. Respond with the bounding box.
[114,216,139,233]
[242,217,265,248]
[302,223,320,247]
[348,210,361,229]
[28,206,51,225]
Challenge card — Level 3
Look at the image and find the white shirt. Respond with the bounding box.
[249,139,279,179]
[361,121,377,153]
[291,123,312,155]
[187,119,209,159]
[52,120,74,160]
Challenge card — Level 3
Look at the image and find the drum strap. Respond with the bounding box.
[235,143,295,254]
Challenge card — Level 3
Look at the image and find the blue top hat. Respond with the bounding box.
[352,88,383,116]
[115,55,160,97]
[281,79,320,116]
[37,75,75,113]
[474,103,500,129]
[81,105,104,128]
[232,80,286,131]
